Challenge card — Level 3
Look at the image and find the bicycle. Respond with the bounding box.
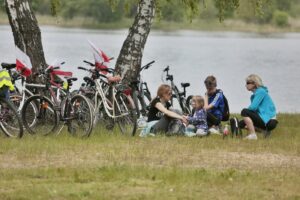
[162,66,191,114]
[0,68,23,138]
[22,64,94,137]
[78,61,137,136]
[130,60,154,118]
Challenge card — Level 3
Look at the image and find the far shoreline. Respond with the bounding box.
[1,13,300,34]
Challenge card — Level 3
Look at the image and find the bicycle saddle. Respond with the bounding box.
[181,83,190,88]
[1,63,16,70]
[107,75,121,83]
[83,76,95,86]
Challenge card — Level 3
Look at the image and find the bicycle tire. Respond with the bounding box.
[180,98,191,114]
[138,90,151,117]
[22,95,59,135]
[144,90,151,107]
[66,94,94,137]
[115,92,137,136]
[132,90,141,118]
[0,98,23,138]
[10,93,38,129]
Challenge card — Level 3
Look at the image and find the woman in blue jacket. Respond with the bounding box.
[241,74,277,140]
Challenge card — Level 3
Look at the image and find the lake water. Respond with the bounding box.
[0,25,299,113]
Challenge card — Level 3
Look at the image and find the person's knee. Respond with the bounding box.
[241,108,249,117]
[266,119,278,131]
[239,120,246,129]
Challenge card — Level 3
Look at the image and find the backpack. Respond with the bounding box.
[216,89,230,121]
[229,117,242,137]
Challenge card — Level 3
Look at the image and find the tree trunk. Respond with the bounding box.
[115,0,155,83]
[5,0,46,82]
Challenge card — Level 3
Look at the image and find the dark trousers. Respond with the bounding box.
[151,115,171,133]
[240,109,266,129]
[207,112,220,127]
[151,109,182,133]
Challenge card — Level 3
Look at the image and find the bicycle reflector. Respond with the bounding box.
[42,102,49,109]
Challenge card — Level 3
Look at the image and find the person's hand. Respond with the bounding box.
[181,117,188,125]
[182,115,188,119]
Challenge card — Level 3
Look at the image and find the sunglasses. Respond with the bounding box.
[246,81,255,85]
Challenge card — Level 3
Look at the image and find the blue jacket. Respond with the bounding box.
[248,86,276,124]
[208,89,225,121]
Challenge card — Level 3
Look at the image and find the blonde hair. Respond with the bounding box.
[246,74,263,88]
[157,84,171,98]
[192,95,204,109]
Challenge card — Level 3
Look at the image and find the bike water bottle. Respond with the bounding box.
[223,124,229,136]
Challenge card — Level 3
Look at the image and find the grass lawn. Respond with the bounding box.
[0,114,299,199]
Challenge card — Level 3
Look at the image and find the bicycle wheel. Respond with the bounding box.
[115,92,137,136]
[132,90,141,118]
[22,95,59,135]
[186,95,193,113]
[142,90,151,114]
[10,93,38,129]
[180,98,191,114]
[0,98,23,138]
[66,94,93,137]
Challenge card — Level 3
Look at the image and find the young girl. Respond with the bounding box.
[184,96,208,136]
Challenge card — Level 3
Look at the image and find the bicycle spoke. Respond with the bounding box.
[67,95,93,137]
[0,98,23,138]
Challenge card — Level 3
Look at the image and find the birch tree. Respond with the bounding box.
[114,0,241,83]
[5,0,46,81]
[115,0,156,83]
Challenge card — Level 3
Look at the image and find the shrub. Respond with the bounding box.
[273,10,289,27]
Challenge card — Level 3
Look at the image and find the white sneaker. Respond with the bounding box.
[208,127,220,135]
[185,132,197,137]
[245,133,257,140]
[196,129,208,136]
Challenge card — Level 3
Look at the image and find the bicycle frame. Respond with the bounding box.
[163,66,191,114]
[92,79,131,119]
[14,76,65,112]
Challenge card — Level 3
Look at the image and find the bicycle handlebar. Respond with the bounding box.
[83,60,95,66]
[78,66,89,71]
[140,60,155,72]
[163,66,170,72]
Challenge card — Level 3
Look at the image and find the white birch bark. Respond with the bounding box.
[115,0,156,83]
[5,0,46,81]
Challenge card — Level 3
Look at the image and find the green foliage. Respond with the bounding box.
[0,0,5,12]
[214,0,239,21]
[157,0,185,22]
[289,0,300,18]
[273,10,289,26]
[30,0,53,15]
[2,0,298,26]
[51,0,61,16]
[59,0,124,22]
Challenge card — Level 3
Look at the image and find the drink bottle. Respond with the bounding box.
[223,124,229,136]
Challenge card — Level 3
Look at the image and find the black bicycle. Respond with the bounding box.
[130,61,154,118]
[162,66,191,114]
[22,65,93,137]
